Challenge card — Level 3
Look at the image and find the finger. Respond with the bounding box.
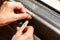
[23,26,34,37]
[13,14,32,20]
[15,27,22,36]
[5,14,31,25]
[16,27,20,32]
[4,1,26,13]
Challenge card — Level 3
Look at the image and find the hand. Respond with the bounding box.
[0,1,31,26]
[12,26,34,40]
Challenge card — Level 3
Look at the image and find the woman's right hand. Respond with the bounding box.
[12,26,34,40]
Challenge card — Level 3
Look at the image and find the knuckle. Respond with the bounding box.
[17,2,24,7]
[27,14,30,16]
[26,14,30,17]
[29,26,34,30]
[3,1,11,7]
[29,26,34,32]
[32,27,34,31]
[3,1,8,6]
[3,1,7,5]
[6,2,10,7]
[18,2,23,6]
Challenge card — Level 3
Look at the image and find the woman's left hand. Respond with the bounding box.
[0,1,31,26]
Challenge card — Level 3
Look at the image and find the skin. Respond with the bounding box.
[12,26,34,40]
[0,1,32,26]
[0,1,34,40]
